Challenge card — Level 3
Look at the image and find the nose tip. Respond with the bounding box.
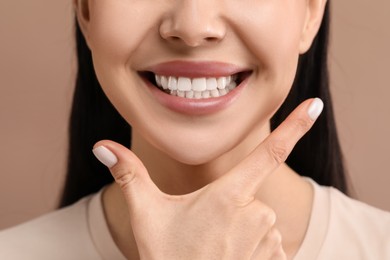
[160,23,225,47]
[159,3,226,47]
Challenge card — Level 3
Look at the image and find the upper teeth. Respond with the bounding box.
[155,75,237,92]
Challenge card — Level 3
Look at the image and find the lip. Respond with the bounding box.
[144,60,248,78]
[143,78,249,116]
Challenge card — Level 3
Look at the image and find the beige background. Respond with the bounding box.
[0,1,389,230]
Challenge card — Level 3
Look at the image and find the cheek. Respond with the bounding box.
[224,2,307,142]
[86,2,164,129]
[88,2,159,63]
[229,1,306,88]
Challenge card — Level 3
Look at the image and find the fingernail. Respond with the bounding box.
[92,146,118,168]
[307,98,324,121]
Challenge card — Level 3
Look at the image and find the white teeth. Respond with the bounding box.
[160,76,168,90]
[210,89,220,98]
[227,75,232,85]
[194,91,202,99]
[219,89,227,96]
[217,77,227,89]
[227,81,237,90]
[155,74,161,86]
[177,90,185,97]
[185,90,194,98]
[192,78,207,91]
[177,77,192,91]
[206,78,218,90]
[154,74,239,99]
[168,77,178,90]
[202,90,211,98]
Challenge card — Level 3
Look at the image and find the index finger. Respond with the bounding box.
[220,98,324,200]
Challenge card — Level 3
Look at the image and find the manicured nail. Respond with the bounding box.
[307,98,324,121]
[92,146,118,168]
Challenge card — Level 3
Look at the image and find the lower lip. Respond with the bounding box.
[143,77,248,116]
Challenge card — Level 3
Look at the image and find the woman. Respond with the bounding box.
[1,0,389,259]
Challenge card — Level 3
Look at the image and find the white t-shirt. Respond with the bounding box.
[0,178,389,259]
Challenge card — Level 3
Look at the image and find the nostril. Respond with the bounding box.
[161,29,223,46]
[205,37,220,42]
[170,36,181,41]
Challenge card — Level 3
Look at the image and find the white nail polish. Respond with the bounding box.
[92,146,118,168]
[307,98,324,121]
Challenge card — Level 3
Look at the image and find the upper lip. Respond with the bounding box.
[142,61,251,78]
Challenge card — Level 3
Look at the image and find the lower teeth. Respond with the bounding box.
[163,82,237,99]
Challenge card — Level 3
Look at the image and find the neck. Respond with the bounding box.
[102,127,314,259]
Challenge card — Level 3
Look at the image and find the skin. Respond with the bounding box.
[75,0,327,259]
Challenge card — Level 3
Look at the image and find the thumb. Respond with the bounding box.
[92,140,160,214]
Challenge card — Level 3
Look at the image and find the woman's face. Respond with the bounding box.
[78,0,324,165]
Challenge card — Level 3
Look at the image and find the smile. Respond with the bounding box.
[150,72,252,99]
[139,61,252,115]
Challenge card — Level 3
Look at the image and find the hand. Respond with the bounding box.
[93,98,323,260]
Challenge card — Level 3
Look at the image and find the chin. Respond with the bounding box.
[159,139,233,166]
[172,153,219,166]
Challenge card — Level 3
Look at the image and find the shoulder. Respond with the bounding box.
[0,195,101,260]
[318,183,390,259]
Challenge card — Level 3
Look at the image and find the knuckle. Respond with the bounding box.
[252,202,276,226]
[264,209,277,227]
[268,228,282,246]
[111,164,137,190]
[229,193,255,208]
[267,141,289,164]
[272,246,287,260]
